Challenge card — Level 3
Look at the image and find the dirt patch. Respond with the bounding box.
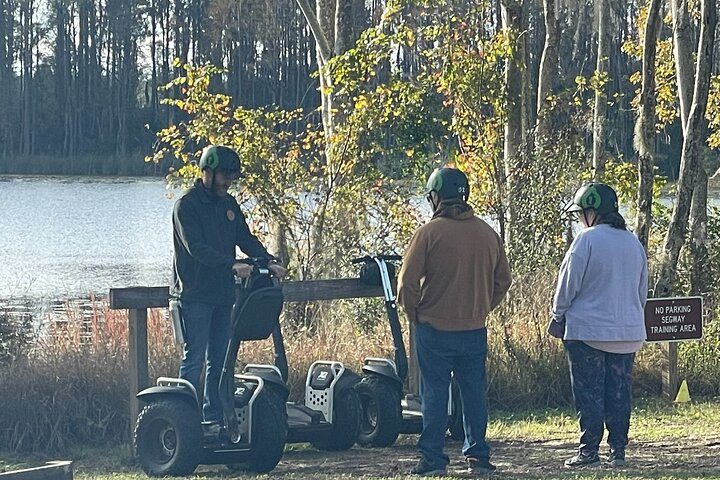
[254,435,720,479]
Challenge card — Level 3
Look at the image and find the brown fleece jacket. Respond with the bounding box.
[398,201,512,331]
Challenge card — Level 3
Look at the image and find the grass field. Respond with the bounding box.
[1,397,719,479]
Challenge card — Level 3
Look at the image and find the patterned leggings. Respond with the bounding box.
[564,340,635,454]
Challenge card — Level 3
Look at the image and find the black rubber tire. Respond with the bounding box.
[355,376,402,447]
[447,378,465,441]
[311,387,361,451]
[227,387,288,473]
[134,398,202,476]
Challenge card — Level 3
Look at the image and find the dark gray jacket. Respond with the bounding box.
[171,179,269,306]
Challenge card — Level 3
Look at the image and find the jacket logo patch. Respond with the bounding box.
[227,210,235,222]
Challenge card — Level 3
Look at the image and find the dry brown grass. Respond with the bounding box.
[2,271,716,454]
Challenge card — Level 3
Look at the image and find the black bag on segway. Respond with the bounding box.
[231,274,284,341]
[358,260,396,286]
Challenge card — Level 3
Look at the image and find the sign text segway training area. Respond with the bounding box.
[644,296,703,343]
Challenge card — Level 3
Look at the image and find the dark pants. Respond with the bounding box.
[415,322,490,470]
[179,301,232,423]
[564,340,635,455]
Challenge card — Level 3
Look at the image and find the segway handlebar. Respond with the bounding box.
[351,254,402,264]
[235,256,277,267]
[234,256,280,278]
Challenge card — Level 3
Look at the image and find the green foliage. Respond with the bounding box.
[679,311,720,396]
[706,75,720,150]
[622,4,679,130]
[147,62,420,332]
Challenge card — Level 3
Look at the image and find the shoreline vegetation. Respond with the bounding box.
[0,154,173,177]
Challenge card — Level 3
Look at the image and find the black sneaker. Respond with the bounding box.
[606,450,626,467]
[410,459,447,476]
[564,451,601,468]
[466,457,496,474]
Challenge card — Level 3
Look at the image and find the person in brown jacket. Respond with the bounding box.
[399,167,512,476]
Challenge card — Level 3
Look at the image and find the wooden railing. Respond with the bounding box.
[109,278,413,440]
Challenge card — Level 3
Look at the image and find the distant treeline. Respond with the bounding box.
[0,0,329,175]
[0,0,709,176]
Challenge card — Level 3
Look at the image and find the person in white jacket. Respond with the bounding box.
[548,182,648,469]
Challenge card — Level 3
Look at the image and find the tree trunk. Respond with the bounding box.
[295,0,364,273]
[654,0,716,297]
[671,0,711,295]
[689,169,709,295]
[501,0,523,247]
[20,0,33,156]
[296,0,334,140]
[535,0,559,146]
[0,0,14,156]
[571,0,590,75]
[592,0,610,178]
[634,0,662,250]
[671,0,694,130]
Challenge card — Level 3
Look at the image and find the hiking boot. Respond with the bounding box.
[466,457,496,474]
[606,450,626,467]
[410,459,447,476]
[564,451,600,468]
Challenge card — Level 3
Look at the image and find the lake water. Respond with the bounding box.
[3,175,720,304]
[0,175,176,301]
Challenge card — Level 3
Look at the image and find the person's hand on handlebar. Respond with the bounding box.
[268,262,288,278]
[232,262,254,278]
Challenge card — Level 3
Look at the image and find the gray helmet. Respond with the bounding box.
[425,167,469,201]
[566,182,618,215]
[198,145,242,176]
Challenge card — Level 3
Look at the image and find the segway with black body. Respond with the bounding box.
[351,255,464,448]
[133,258,288,476]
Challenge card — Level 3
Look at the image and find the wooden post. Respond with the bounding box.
[661,342,678,401]
[128,308,148,439]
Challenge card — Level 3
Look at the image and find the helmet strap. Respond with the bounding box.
[427,192,439,212]
[582,209,598,227]
[201,168,218,195]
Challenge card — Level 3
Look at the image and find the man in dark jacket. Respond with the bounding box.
[398,167,511,476]
[172,144,287,429]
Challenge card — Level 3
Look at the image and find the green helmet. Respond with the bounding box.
[566,182,618,215]
[198,145,242,176]
[425,167,469,201]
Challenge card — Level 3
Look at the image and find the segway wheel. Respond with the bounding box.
[227,387,288,473]
[134,399,202,476]
[311,387,361,451]
[447,378,465,441]
[355,376,402,447]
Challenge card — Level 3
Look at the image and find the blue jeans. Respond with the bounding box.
[179,301,232,423]
[415,322,490,469]
[564,340,635,454]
